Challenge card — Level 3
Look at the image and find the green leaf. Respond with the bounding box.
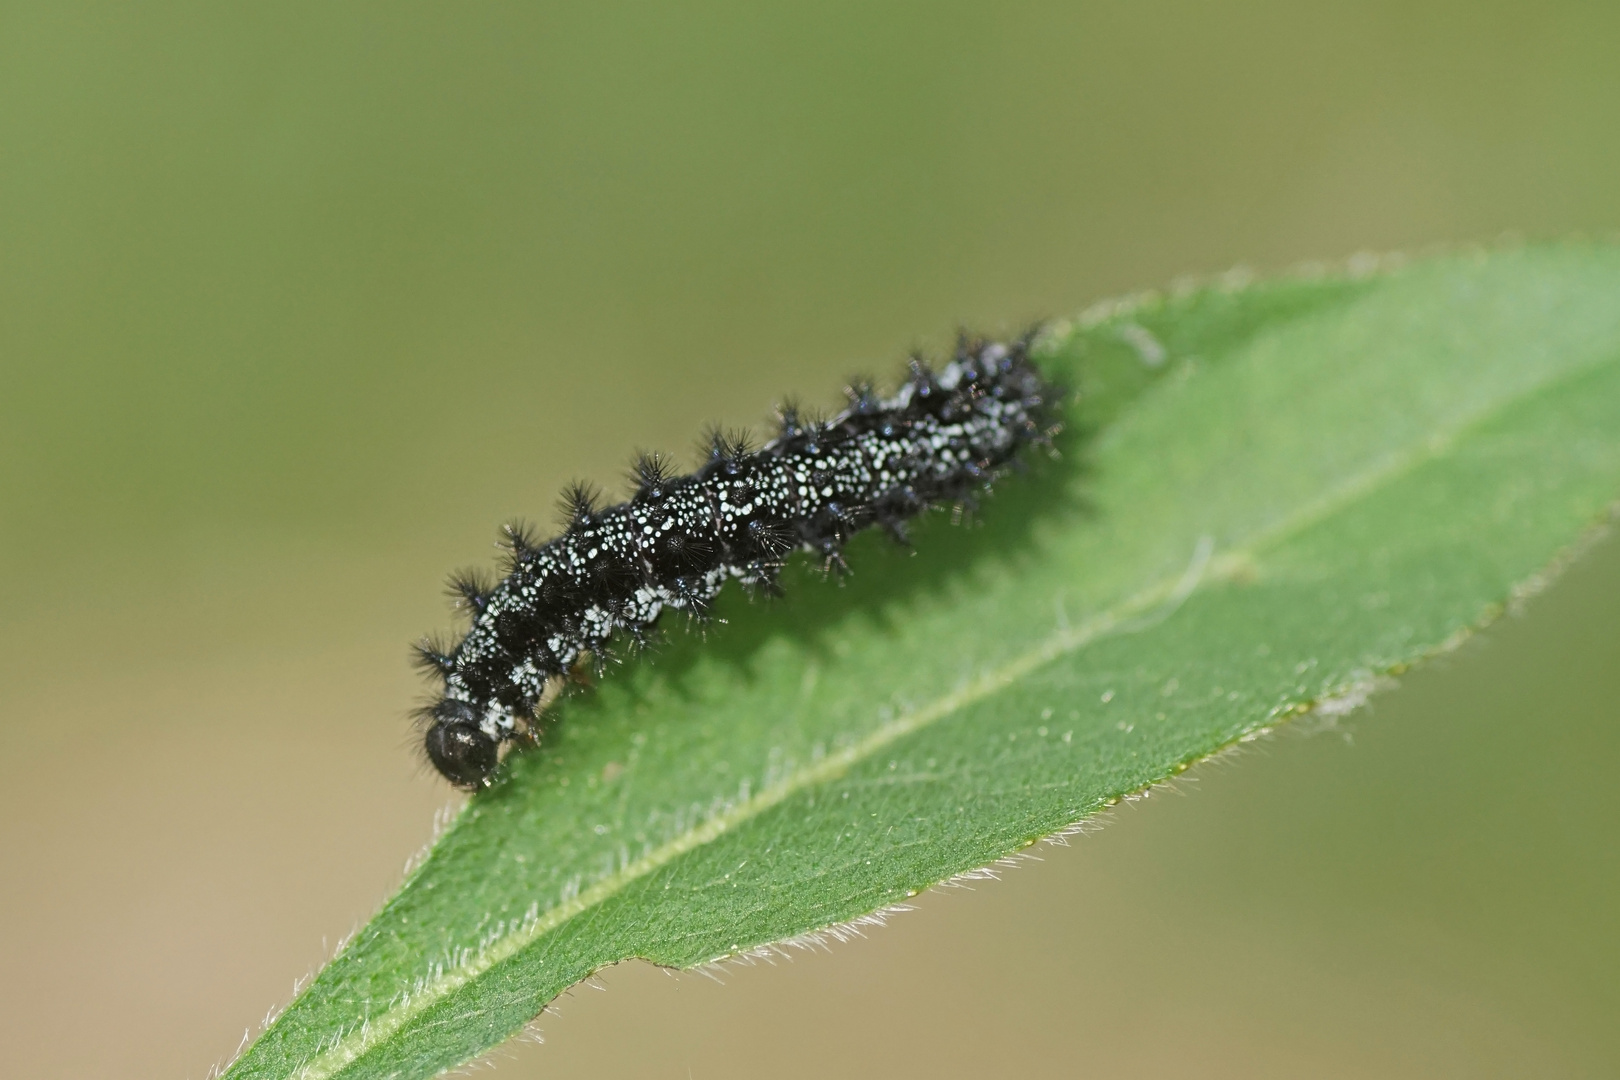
[225,244,1620,1080]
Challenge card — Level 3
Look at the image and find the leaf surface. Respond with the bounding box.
[226,245,1620,1080]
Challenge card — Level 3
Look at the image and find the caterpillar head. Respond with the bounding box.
[423,697,499,789]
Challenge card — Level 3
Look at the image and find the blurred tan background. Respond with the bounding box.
[1,2,1617,1077]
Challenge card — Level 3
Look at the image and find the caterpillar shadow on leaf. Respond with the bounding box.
[641,424,1089,685]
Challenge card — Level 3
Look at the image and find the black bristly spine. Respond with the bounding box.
[418,335,1061,787]
[445,568,495,616]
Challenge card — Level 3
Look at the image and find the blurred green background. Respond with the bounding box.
[2,2,1617,1077]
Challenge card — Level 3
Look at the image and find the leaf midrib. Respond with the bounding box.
[284,341,1616,1080]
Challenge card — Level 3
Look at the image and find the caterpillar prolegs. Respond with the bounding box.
[414,334,1062,787]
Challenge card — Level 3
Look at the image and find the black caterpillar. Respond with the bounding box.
[415,334,1061,787]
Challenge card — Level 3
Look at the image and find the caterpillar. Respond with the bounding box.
[415,333,1061,787]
